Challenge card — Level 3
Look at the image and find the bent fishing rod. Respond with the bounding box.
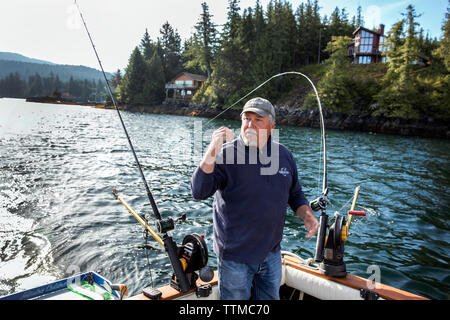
[209,71,328,198]
[208,71,330,262]
[74,1,212,293]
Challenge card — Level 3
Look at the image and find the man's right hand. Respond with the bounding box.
[200,126,234,173]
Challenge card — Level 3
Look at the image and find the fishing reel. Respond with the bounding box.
[155,214,186,234]
[312,188,366,278]
[112,189,213,294]
[170,233,214,292]
[154,214,213,291]
[153,215,213,293]
[315,213,348,277]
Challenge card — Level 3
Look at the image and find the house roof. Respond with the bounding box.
[172,72,207,82]
[353,25,383,36]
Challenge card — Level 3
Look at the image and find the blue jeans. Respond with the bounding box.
[217,250,282,300]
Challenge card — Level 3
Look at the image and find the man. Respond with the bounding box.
[191,97,319,300]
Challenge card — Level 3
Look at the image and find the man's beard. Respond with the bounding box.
[242,128,258,147]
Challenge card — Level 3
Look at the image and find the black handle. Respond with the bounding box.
[314,212,328,262]
[163,235,190,292]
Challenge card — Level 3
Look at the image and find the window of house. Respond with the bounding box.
[187,90,192,95]
[357,30,374,54]
[379,36,388,52]
[359,56,371,64]
[175,80,193,86]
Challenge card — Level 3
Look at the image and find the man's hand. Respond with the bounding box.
[295,204,319,238]
[200,126,234,173]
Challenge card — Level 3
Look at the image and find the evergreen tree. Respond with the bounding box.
[402,5,421,82]
[110,69,122,89]
[244,0,273,98]
[376,20,407,116]
[434,3,450,71]
[0,71,105,100]
[376,5,423,119]
[140,29,155,61]
[297,0,321,64]
[0,72,26,98]
[427,3,450,120]
[28,73,43,97]
[183,2,217,79]
[305,36,353,113]
[266,0,297,72]
[159,21,182,82]
[210,0,248,105]
[355,5,364,27]
[183,35,206,75]
[262,1,298,97]
[120,47,147,104]
[143,51,166,105]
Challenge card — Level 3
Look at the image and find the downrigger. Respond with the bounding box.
[112,187,214,297]
[311,186,366,278]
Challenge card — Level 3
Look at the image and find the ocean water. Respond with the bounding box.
[0,98,448,299]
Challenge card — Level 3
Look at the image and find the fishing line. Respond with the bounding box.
[206,71,327,196]
[143,223,155,288]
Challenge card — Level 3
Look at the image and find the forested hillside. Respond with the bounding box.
[0,54,111,100]
[0,60,109,83]
[117,0,449,121]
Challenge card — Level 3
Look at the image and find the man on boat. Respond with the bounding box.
[191,97,319,300]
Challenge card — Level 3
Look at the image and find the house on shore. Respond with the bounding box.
[348,24,387,64]
[165,72,207,100]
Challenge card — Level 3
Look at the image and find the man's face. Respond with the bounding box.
[241,112,275,147]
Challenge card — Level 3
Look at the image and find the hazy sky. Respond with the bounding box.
[0,0,447,72]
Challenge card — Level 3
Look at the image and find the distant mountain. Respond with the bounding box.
[0,52,56,65]
[0,52,111,82]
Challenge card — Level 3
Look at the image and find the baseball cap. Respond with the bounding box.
[240,97,276,119]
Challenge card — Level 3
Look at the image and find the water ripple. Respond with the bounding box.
[0,98,449,299]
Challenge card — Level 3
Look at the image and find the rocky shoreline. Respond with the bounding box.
[121,100,449,139]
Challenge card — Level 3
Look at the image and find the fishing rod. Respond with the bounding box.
[207,71,327,198]
[209,71,367,277]
[74,0,213,294]
[73,0,160,221]
[207,72,329,258]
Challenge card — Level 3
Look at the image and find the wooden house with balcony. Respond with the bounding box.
[348,24,387,64]
[165,72,207,100]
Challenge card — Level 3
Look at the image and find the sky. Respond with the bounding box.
[0,0,447,73]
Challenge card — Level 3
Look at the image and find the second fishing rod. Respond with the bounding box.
[74,0,213,294]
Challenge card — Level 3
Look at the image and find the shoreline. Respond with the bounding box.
[121,100,450,140]
[21,97,450,139]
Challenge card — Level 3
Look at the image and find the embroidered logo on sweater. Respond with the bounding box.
[278,167,289,177]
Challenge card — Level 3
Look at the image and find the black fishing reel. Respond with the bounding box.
[316,213,348,277]
[155,214,186,234]
[170,233,214,292]
[309,188,330,212]
[313,195,366,278]
[154,214,214,292]
[311,188,348,277]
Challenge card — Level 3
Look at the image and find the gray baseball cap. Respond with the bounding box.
[240,97,276,119]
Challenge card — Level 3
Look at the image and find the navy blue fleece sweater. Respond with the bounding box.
[191,136,308,264]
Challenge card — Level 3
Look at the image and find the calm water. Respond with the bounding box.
[0,98,449,299]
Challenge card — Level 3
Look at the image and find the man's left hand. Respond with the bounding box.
[295,204,319,238]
